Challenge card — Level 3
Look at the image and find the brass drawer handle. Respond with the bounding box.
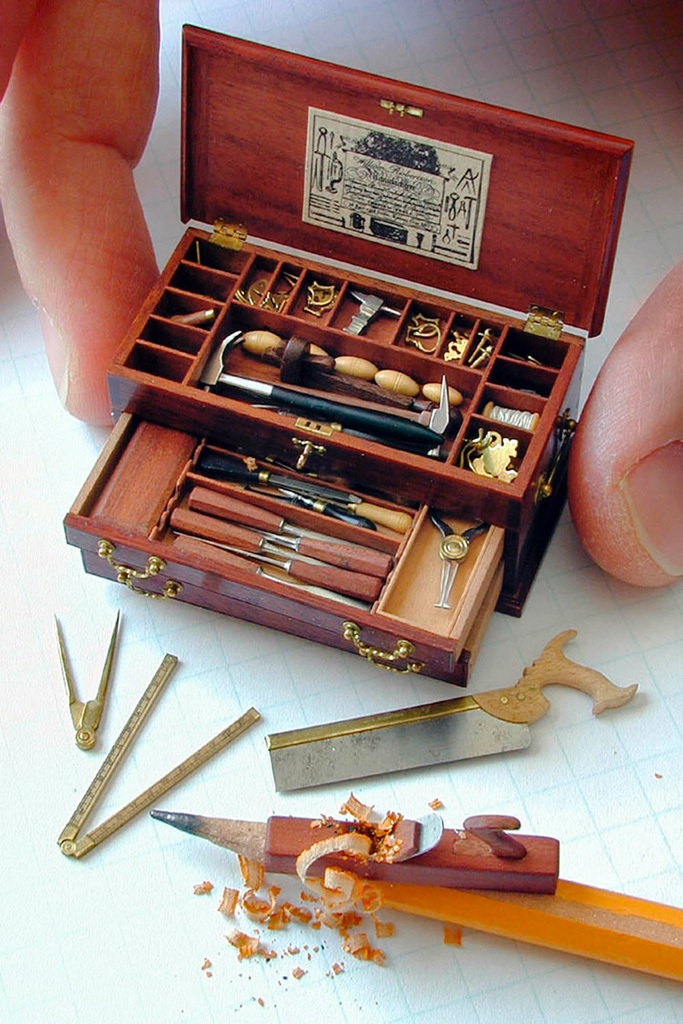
[342,621,424,674]
[97,540,183,599]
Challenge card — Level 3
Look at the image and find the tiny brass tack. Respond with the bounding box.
[246,278,269,305]
[467,327,496,368]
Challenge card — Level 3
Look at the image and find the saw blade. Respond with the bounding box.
[267,697,531,791]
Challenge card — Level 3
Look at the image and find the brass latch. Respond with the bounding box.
[525,305,564,340]
[379,98,424,118]
[209,219,247,250]
[534,410,577,503]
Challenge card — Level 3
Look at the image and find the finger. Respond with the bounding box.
[568,261,683,587]
[0,0,160,424]
[0,2,39,99]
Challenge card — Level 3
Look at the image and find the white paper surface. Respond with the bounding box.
[1,3,682,1022]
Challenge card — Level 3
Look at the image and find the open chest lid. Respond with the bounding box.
[181,26,632,338]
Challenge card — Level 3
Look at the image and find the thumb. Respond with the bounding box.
[0,1,159,426]
[568,261,683,587]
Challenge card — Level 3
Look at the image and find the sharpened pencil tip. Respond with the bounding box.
[149,809,206,836]
[149,810,268,860]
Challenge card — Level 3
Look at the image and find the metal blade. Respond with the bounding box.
[265,476,363,506]
[267,698,532,791]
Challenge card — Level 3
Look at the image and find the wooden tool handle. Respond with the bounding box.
[171,507,261,553]
[189,487,286,534]
[475,630,638,724]
[173,534,257,575]
[187,491,393,581]
[187,488,393,576]
[288,558,382,603]
[353,502,412,534]
[294,535,392,577]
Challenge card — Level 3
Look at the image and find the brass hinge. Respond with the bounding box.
[209,219,247,250]
[380,98,424,118]
[524,305,564,340]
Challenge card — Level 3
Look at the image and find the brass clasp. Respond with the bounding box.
[342,621,424,674]
[292,423,337,469]
[534,409,577,502]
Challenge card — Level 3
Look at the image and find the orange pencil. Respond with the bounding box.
[375,878,683,982]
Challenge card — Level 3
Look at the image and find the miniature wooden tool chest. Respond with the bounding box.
[64,26,633,686]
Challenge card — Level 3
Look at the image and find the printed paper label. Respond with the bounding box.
[303,109,492,271]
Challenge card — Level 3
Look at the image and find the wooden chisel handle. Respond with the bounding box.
[190,486,288,532]
[173,534,257,575]
[285,558,382,602]
[170,507,262,553]
[188,487,394,576]
[171,508,382,602]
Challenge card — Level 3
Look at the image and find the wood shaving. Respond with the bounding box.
[429,798,444,810]
[226,928,276,961]
[193,880,213,895]
[238,854,265,890]
[373,917,394,939]
[217,887,239,916]
[240,885,281,922]
[342,931,386,965]
[338,792,373,821]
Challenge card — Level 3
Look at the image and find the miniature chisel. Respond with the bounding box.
[194,449,413,532]
[266,632,638,790]
[186,487,393,576]
[170,507,383,601]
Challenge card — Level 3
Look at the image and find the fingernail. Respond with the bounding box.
[620,441,683,577]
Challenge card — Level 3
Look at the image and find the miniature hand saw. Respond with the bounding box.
[58,651,260,858]
[266,631,638,791]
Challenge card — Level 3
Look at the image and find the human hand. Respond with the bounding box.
[568,261,683,588]
[0,0,160,425]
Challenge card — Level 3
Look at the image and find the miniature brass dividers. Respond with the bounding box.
[342,621,424,674]
[97,540,182,599]
[58,650,260,859]
[56,611,120,750]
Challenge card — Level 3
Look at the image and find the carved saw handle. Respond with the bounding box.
[474,630,638,725]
